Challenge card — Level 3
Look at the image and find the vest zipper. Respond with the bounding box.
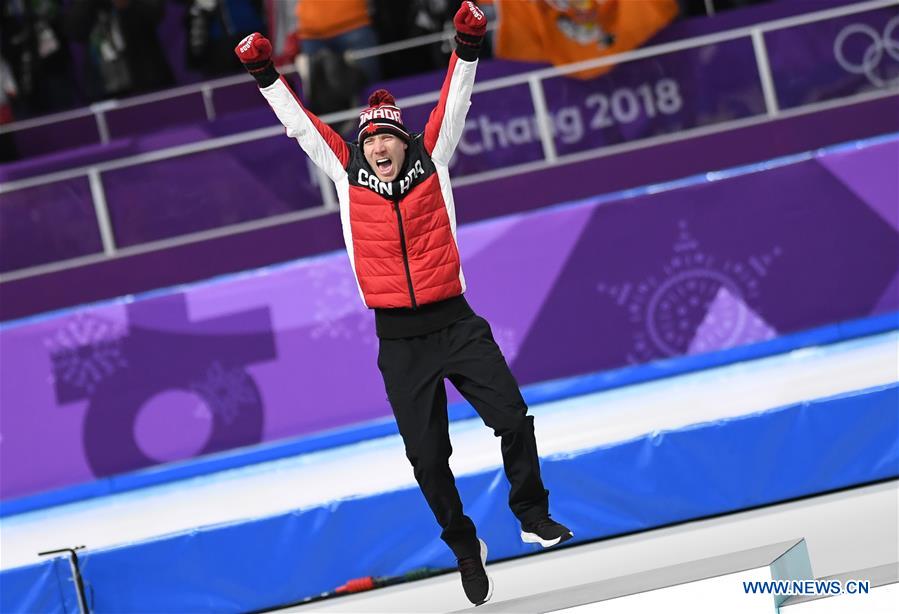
[393,198,418,309]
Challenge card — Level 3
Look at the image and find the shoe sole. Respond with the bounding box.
[475,538,494,606]
[520,530,574,548]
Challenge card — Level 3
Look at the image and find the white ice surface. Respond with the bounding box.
[290,481,898,613]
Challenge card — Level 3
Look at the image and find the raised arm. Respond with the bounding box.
[235,33,349,183]
[423,1,487,166]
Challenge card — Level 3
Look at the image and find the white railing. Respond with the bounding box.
[0,64,276,141]
[1,0,896,284]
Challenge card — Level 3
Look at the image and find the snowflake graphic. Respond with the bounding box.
[303,260,375,345]
[190,361,258,425]
[45,313,128,394]
[597,220,782,363]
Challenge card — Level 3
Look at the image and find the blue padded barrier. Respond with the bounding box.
[0,557,79,614]
[57,382,899,613]
[3,310,896,519]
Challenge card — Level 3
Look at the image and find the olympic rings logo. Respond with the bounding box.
[833,14,899,88]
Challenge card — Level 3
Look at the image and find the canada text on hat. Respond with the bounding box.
[359,106,402,124]
[358,89,410,143]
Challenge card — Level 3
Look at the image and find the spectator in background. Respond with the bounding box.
[299,38,366,124]
[294,0,380,85]
[368,0,492,81]
[0,52,18,161]
[494,0,679,80]
[368,0,439,80]
[66,0,174,101]
[183,0,267,77]
[266,0,299,66]
[290,0,380,119]
[407,0,457,69]
[1,0,77,117]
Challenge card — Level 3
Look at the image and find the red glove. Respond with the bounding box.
[454,1,486,59]
[454,1,487,38]
[234,32,273,73]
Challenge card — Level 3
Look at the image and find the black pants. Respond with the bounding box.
[377,313,549,559]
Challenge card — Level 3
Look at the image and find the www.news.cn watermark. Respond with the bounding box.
[743,579,871,596]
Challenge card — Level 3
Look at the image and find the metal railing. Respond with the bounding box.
[0,64,274,141]
[1,0,897,284]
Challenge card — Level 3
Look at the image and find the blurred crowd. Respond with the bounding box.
[0,0,768,128]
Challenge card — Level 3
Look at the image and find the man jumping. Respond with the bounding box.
[235,2,572,605]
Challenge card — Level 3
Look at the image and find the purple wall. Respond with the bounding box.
[1,135,896,501]
[0,177,101,272]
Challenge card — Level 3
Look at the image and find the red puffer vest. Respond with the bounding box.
[346,138,462,308]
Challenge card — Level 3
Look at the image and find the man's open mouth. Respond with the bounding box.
[376,158,393,176]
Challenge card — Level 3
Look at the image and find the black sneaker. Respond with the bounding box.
[457,538,493,606]
[520,516,573,548]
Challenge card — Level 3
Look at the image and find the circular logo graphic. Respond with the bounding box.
[595,220,781,364]
[646,269,746,357]
[833,15,899,88]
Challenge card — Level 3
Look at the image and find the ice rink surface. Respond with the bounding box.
[274,481,898,612]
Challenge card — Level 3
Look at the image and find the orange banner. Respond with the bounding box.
[495,0,679,79]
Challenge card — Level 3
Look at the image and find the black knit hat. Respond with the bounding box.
[357,89,410,144]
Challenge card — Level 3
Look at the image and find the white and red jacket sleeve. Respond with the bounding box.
[257,76,365,305]
[258,76,350,182]
[423,51,478,167]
